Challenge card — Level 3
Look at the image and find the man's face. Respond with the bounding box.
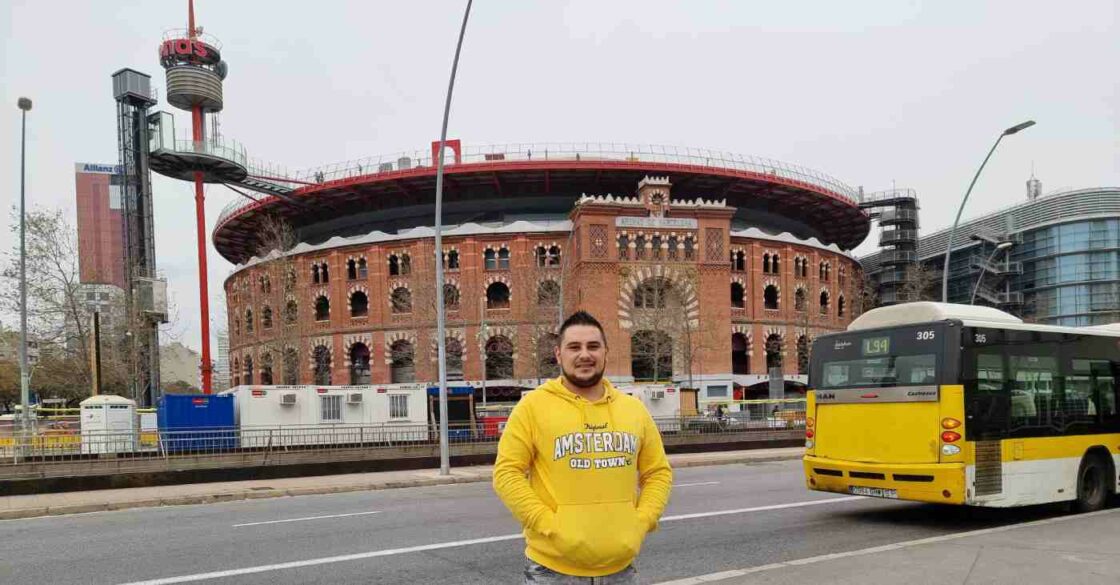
[556,324,608,389]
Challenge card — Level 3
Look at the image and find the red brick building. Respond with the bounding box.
[74,162,126,289]
[217,144,868,403]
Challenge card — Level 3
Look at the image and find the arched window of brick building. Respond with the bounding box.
[350,291,369,317]
[311,264,321,284]
[347,259,358,280]
[485,335,515,380]
[446,250,460,270]
[285,299,298,324]
[390,340,415,383]
[772,254,780,274]
[486,282,511,309]
[732,332,750,375]
[358,257,368,278]
[400,254,411,275]
[536,246,548,267]
[732,250,746,272]
[548,246,561,266]
[497,248,510,270]
[631,330,673,382]
[537,333,560,378]
[260,275,271,294]
[349,343,371,385]
[730,282,746,309]
[446,337,464,381]
[765,333,783,370]
[260,353,274,385]
[389,254,401,276]
[444,284,460,311]
[819,290,830,315]
[314,295,330,321]
[391,287,412,314]
[244,355,254,385]
[797,335,810,374]
[795,288,807,312]
[313,345,332,385]
[838,295,846,317]
[245,308,254,333]
[283,348,299,385]
[763,254,771,274]
[484,249,497,270]
[764,285,779,310]
[262,306,273,329]
[538,280,560,307]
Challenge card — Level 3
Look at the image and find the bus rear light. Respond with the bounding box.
[941,418,962,430]
[941,431,961,443]
[805,439,815,449]
[806,417,815,428]
[941,444,961,456]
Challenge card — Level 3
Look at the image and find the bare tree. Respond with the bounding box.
[251,214,306,385]
[900,262,938,302]
[0,208,132,403]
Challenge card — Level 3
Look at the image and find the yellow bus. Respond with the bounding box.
[804,302,1120,511]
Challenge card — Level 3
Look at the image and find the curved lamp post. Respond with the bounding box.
[941,120,1035,302]
[433,0,473,476]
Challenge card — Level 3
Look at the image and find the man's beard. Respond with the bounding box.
[562,362,604,389]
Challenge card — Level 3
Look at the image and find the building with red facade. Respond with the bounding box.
[75,162,126,290]
[216,143,869,404]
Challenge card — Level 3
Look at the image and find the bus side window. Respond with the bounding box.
[1008,354,1060,435]
[1065,359,1105,430]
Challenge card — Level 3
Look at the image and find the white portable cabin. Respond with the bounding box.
[223,384,427,447]
[80,395,137,454]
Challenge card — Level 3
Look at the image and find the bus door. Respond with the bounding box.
[810,322,955,464]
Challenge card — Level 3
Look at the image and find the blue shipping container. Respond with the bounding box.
[157,394,237,452]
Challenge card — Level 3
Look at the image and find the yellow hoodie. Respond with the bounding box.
[493,377,673,577]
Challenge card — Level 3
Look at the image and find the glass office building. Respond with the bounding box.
[862,186,1120,326]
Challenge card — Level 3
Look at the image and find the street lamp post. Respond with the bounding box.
[17,97,33,434]
[941,120,1035,302]
[433,0,473,476]
[970,241,1014,305]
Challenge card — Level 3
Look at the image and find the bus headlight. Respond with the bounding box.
[941,444,961,456]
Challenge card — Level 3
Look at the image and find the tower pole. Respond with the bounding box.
[188,2,213,393]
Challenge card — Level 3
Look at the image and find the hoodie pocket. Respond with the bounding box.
[550,501,646,570]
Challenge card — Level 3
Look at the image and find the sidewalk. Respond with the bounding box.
[0,447,801,520]
[660,506,1120,585]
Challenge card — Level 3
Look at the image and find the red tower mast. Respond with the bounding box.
[187,0,214,393]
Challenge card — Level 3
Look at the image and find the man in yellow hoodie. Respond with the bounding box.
[494,311,673,583]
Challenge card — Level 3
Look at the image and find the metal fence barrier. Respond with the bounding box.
[0,415,804,482]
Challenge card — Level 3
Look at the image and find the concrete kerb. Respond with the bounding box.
[0,448,802,521]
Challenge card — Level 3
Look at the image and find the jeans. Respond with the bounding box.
[523,560,639,584]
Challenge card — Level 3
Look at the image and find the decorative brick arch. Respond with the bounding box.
[347,284,370,311]
[483,243,510,253]
[762,277,781,301]
[483,325,519,361]
[429,327,468,362]
[307,337,332,368]
[342,333,373,366]
[310,287,329,303]
[731,324,754,356]
[384,331,418,364]
[617,264,700,330]
[731,275,747,288]
[484,274,513,301]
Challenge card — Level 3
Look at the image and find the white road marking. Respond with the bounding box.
[233,510,383,528]
[661,496,862,522]
[116,496,860,585]
[674,481,721,488]
[653,507,1120,585]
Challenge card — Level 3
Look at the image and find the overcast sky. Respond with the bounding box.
[2,0,1117,357]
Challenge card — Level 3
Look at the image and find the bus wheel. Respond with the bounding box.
[1074,455,1109,513]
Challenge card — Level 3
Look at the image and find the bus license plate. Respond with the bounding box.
[849,486,898,499]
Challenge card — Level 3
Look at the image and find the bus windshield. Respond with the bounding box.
[820,354,937,389]
[811,323,948,390]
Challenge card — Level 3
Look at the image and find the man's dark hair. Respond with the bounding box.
[558,311,607,345]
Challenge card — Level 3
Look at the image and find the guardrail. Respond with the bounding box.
[217,142,860,226]
[0,415,804,481]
